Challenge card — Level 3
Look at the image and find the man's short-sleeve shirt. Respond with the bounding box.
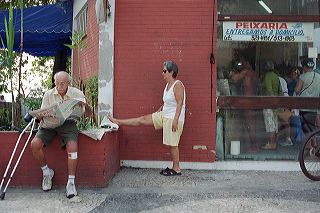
[299,71,320,97]
[41,86,85,109]
[263,71,280,96]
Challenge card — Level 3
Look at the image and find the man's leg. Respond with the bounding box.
[66,140,78,198]
[278,109,293,145]
[109,114,153,126]
[262,109,278,150]
[66,140,78,176]
[317,114,320,127]
[244,110,258,151]
[271,132,278,147]
[30,137,46,167]
[30,137,54,191]
[170,146,180,172]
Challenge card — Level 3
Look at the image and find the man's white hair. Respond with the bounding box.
[54,71,71,82]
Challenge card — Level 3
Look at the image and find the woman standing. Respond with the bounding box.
[288,67,301,96]
[109,60,186,176]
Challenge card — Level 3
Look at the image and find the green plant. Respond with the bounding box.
[15,0,25,126]
[86,76,98,102]
[0,107,10,129]
[0,3,16,129]
[21,96,42,111]
[65,31,88,88]
[85,75,98,117]
[77,116,97,131]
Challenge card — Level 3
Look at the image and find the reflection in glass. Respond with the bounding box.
[218,0,320,16]
[221,108,320,160]
[216,21,317,97]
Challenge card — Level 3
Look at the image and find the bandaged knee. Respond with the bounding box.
[68,152,78,160]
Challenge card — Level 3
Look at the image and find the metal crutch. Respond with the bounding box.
[0,118,36,200]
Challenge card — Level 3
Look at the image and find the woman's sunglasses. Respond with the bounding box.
[163,69,168,73]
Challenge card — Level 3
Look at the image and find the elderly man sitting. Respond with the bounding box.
[30,71,86,199]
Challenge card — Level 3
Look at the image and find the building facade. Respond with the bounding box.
[72,0,320,166]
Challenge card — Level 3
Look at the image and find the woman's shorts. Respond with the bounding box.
[151,111,184,146]
[35,121,79,148]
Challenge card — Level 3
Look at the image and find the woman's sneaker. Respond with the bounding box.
[42,169,54,191]
[66,182,78,198]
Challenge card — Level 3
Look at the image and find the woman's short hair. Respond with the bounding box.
[163,60,179,78]
[292,67,301,76]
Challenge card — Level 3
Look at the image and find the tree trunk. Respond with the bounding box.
[52,50,67,88]
[16,1,24,127]
[10,78,15,129]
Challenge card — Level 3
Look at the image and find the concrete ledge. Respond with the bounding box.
[0,132,120,187]
[121,160,301,171]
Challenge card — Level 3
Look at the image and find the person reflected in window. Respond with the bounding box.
[295,58,320,128]
[0,95,5,102]
[277,74,293,147]
[261,61,280,150]
[287,67,301,96]
[229,56,259,152]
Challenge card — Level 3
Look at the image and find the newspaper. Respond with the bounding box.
[29,98,90,129]
[29,98,118,140]
[80,128,112,140]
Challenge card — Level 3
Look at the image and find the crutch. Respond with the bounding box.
[0,117,36,200]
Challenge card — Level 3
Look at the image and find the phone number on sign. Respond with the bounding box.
[251,35,295,42]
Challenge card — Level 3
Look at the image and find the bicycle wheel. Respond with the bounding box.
[299,129,320,181]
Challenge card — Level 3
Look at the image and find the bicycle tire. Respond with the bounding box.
[299,129,320,181]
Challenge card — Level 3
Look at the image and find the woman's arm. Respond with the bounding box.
[294,79,303,95]
[172,81,184,132]
[157,105,163,112]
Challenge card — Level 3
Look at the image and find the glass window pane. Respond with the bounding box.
[75,3,88,34]
[219,107,319,160]
[216,22,318,97]
[218,0,320,16]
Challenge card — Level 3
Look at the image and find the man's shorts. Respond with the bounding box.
[263,109,278,133]
[151,111,184,146]
[35,121,79,148]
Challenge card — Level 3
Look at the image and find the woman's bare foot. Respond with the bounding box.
[108,116,120,125]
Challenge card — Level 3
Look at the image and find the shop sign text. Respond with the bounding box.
[223,21,313,42]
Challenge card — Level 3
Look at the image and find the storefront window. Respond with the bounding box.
[216,21,318,96]
[218,0,319,16]
[216,0,320,161]
[217,108,310,160]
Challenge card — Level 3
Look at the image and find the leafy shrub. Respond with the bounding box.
[0,107,10,129]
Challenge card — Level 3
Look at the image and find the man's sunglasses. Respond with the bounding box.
[163,69,168,73]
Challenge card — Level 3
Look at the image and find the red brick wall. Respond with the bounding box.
[114,0,217,162]
[73,0,99,82]
[0,132,119,187]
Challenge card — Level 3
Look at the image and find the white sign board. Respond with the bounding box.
[223,21,314,42]
[308,47,318,58]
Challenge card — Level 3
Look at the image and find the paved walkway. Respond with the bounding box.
[1,168,319,212]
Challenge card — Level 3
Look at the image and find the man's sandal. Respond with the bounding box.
[161,169,182,176]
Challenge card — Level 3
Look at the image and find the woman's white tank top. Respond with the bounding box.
[162,80,186,122]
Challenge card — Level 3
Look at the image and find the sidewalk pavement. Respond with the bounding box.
[1,167,319,213]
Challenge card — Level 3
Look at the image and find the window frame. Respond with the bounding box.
[74,2,88,35]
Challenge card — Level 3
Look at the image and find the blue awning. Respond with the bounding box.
[0,1,73,56]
